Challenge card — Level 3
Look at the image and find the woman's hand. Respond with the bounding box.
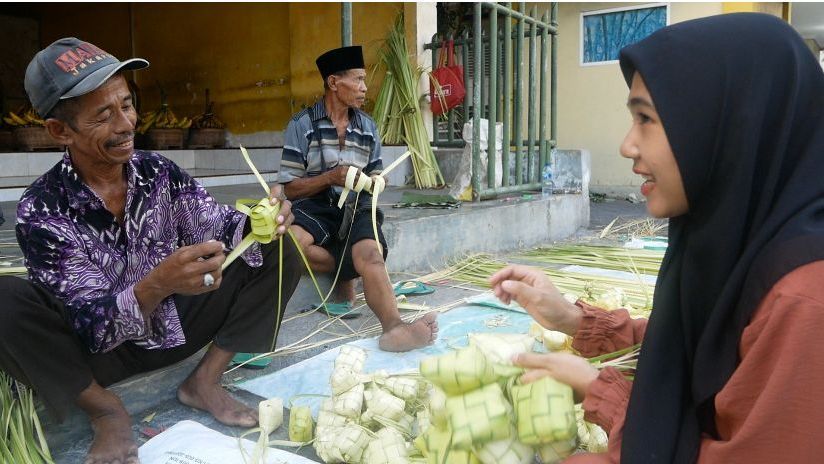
[490,264,583,335]
[512,352,600,402]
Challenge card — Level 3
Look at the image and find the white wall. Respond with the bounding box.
[532,2,723,193]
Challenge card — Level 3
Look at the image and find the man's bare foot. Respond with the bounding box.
[78,387,138,464]
[85,409,138,464]
[177,376,258,427]
[333,278,357,305]
[378,313,439,352]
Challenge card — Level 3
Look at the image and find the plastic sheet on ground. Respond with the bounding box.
[238,303,533,414]
[138,420,319,464]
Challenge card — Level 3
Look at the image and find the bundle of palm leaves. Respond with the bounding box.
[0,372,53,463]
[372,14,445,189]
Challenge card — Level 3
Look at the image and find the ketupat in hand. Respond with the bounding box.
[512,351,600,403]
[266,184,293,238]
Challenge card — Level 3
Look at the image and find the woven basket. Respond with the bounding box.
[0,130,15,152]
[147,128,184,150]
[13,126,61,152]
[187,128,226,149]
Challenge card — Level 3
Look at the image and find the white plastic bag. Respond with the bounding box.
[138,420,319,464]
[450,119,503,200]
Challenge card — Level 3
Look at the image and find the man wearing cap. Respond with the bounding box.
[280,46,437,352]
[0,38,301,463]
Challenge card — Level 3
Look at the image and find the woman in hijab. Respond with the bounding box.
[491,13,824,463]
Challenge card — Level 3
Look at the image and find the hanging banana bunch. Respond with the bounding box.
[3,106,45,127]
[137,88,192,134]
[137,104,192,133]
[191,88,226,129]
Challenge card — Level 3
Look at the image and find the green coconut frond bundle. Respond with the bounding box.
[372,13,445,189]
[0,372,54,464]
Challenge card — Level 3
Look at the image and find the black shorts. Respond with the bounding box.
[291,190,389,281]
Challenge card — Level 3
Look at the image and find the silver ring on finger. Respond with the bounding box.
[203,273,215,287]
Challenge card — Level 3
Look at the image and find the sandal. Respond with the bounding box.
[319,302,360,319]
[230,352,272,369]
[393,280,436,296]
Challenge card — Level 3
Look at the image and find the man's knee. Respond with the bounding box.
[259,234,305,277]
[352,241,386,270]
[281,233,304,268]
[289,225,315,249]
[0,277,43,331]
[0,275,31,295]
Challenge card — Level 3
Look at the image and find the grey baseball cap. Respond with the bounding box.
[24,37,149,117]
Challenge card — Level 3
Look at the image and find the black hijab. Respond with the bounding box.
[618,13,824,463]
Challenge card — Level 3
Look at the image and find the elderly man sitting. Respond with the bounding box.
[0,38,300,463]
[281,46,437,352]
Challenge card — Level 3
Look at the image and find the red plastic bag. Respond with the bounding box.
[430,40,466,116]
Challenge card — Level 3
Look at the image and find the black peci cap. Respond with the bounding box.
[315,46,365,80]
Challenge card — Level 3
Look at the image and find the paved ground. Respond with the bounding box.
[0,184,652,463]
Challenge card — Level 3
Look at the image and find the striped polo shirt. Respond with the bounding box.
[279,99,383,185]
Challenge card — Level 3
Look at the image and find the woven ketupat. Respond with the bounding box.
[446,382,511,450]
[364,427,409,463]
[288,405,314,442]
[363,385,406,423]
[396,412,416,436]
[316,398,348,430]
[475,427,534,464]
[335,345,367,372]
[537,437,578,464]
[419,345,497,395]
[416,408,432,436]
[375,411,415,437]
[333,382,365,419]
[575,406,609,452]
[379,376,426,402]
[468,333,534,364]
[315,424,371,463]
[415,425,480,464]
[258,397,283,434]
[331,366,363,395]
[511,376,577,445]
[427,387,448,427]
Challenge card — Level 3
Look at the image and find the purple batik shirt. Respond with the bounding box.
[16,150,262,354]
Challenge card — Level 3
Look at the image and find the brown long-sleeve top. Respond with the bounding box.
[564,260,824,464]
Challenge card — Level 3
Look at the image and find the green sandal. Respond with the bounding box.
[230,352,272,369]
[393,280,436,296]
[318,302,360,319]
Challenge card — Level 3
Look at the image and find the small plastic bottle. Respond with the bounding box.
[541,163,555,198]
